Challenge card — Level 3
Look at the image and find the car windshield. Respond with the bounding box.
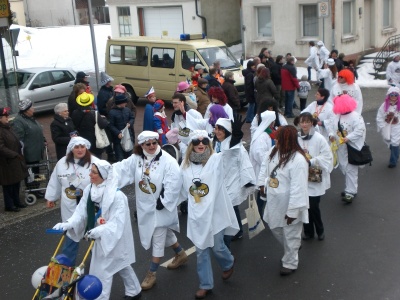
[197,46,241,69]
[0,71,35,89]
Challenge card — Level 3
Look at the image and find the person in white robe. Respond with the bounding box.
[386,54,400,88]
[45,137,99,265]
[112,131,187,291]
[301,88,335,141]
[294,113,333,241]
[376,86,400,168]
[52,160,142,300]
[258,126,309,276]
[213,117,256,244]
[249,110,276,216]
[170,93,203,146]
[330,69,363,114]
[329,94,366,203]
[180,130,239,299]
[317,58,337,93]
[304,41,319,79]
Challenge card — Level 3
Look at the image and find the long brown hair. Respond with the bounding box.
[65,148,92,168]
[269,126,307,168]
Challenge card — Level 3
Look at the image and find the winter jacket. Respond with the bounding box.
[195,86,211,116]
[242,68,255,104]
[12,113,45,163]
[270,62,283,86]
[106,94,137,117]
[281,63,300,91]
[71,107,108,152]
[204,74,222,89]
[222,79,241,110]
[97,85,114,116]
[108,106,135,144]
[68,90,81,116]
[0,123,28,185]
[50,114,75,160]
[255,77,279,105]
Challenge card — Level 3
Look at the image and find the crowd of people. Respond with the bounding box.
[1,43,400,299]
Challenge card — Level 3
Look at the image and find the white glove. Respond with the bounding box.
[53,222,72,231]
[85,228,101,239]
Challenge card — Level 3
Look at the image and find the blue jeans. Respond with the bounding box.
[196,230,234,289]
[390,145,399,166]
[114,142,132,162]
[256,190,265,218]
[62,235,79,266]
[284,90,295,116]
[246,102,256,122]
[307,66,312,81]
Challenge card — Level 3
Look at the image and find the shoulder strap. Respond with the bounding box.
[338,117,345,138]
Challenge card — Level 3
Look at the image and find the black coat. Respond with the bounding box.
[242,68,255,104]
[108,106,135,143]
[50,114,75,160]
[0,123,28,185]
[97,86,114,116]
[71,107,108,153]
[270,62,283,86]
[222,79,241,110]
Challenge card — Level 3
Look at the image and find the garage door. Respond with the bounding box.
[144,6,183,38]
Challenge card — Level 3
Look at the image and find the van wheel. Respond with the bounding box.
[125,86,138,105]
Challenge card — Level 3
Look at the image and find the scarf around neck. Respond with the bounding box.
[189,148,211,164]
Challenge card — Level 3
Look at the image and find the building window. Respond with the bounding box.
[342,1,353,35]
[302,5,318,37]
[117,7,132,37]
[257,6,272,37]
[383,0,392,28]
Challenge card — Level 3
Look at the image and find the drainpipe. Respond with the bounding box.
[195,0,207,36]
[331,0,336,50]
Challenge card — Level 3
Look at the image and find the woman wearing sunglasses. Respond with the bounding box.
[112,131,187,291]
[180,120,245,299]
[376,86,400,168]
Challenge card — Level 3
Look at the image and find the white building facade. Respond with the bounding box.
[242,0,399,58]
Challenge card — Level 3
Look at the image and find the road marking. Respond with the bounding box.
[160,218,248,268]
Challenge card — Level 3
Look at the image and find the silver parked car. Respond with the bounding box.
[0,67,76,113]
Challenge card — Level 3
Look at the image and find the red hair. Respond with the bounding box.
[333,94,357,114]
[208,87,227,106]
[338,69,354,85]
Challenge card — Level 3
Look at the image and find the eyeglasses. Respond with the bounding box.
[144,141,158,147]
[389,93,399,97]
[192,138,210,146]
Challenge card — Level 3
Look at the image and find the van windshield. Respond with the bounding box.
[197,46,240,69]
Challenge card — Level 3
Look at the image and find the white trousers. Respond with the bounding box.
[95,265,141,300]
[270,222,303,270]
[338,147,359,194]
[152,227,177,257]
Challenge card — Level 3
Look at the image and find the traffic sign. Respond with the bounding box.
[318,1,330,18]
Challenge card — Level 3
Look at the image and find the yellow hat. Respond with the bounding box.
[76,92,94,106]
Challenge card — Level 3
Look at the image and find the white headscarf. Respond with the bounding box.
[91,160,118,213]
[215,118,232,133]
[66,137,91,155]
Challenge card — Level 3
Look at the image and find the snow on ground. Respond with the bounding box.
[9,24,390,89]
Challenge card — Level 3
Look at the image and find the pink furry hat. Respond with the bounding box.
[384,86,400,112]
[333,94,358,114]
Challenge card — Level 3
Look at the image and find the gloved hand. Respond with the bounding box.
[156,196,165,210]
[85,228,101,240]
[230,113,245,148]
[53,222,72,231]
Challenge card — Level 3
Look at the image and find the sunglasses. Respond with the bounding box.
[192,138,210,146]
[144,141,158,147]
[389,93,399,97]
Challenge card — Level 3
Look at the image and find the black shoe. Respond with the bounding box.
[388,164,396,168]
[231,232,243,241]
[302,234,314,241]
[124,292,142,299]
[318,233,325,241]
[17,203,27,208]
[280,266,296,276]
[5,207,20,212]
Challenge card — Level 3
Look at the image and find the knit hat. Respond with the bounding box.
[176,81,190,92]
[189,130,209,141]
[0,107,10,116]
[76,92,94,107]
[166,128,179,144]
[19,99,33,111]
[100,72,113,86]
[115,94,128,105]
[215,118,232,133]
[301,75,308,81]
[76,71,89,80]
[327,58,335,66]
[93,160,111,180]
[144,86,155,97]
[137,131,159,144]
[195,64,206,70]
[66,137,91,155]
[114,84,127,94]
[153,99,164,111]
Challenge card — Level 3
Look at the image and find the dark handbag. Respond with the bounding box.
[338,119,373,166]
[346,143,373,165]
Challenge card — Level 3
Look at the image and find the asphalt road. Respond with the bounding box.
[1,86,400,299]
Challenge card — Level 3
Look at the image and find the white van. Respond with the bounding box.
[105,35,244,103]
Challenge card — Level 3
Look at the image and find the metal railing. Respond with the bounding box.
[373,34,400,78]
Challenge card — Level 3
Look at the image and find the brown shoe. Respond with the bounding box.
[167,249,188,269]
[141,271,156,290]
[222,259,235,280]
[195,289,212,299]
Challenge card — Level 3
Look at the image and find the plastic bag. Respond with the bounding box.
[121,125,134,152]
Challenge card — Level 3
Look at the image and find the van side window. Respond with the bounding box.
[109,44,148,66]
[181,50,201,70]
[151,48,175,68]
